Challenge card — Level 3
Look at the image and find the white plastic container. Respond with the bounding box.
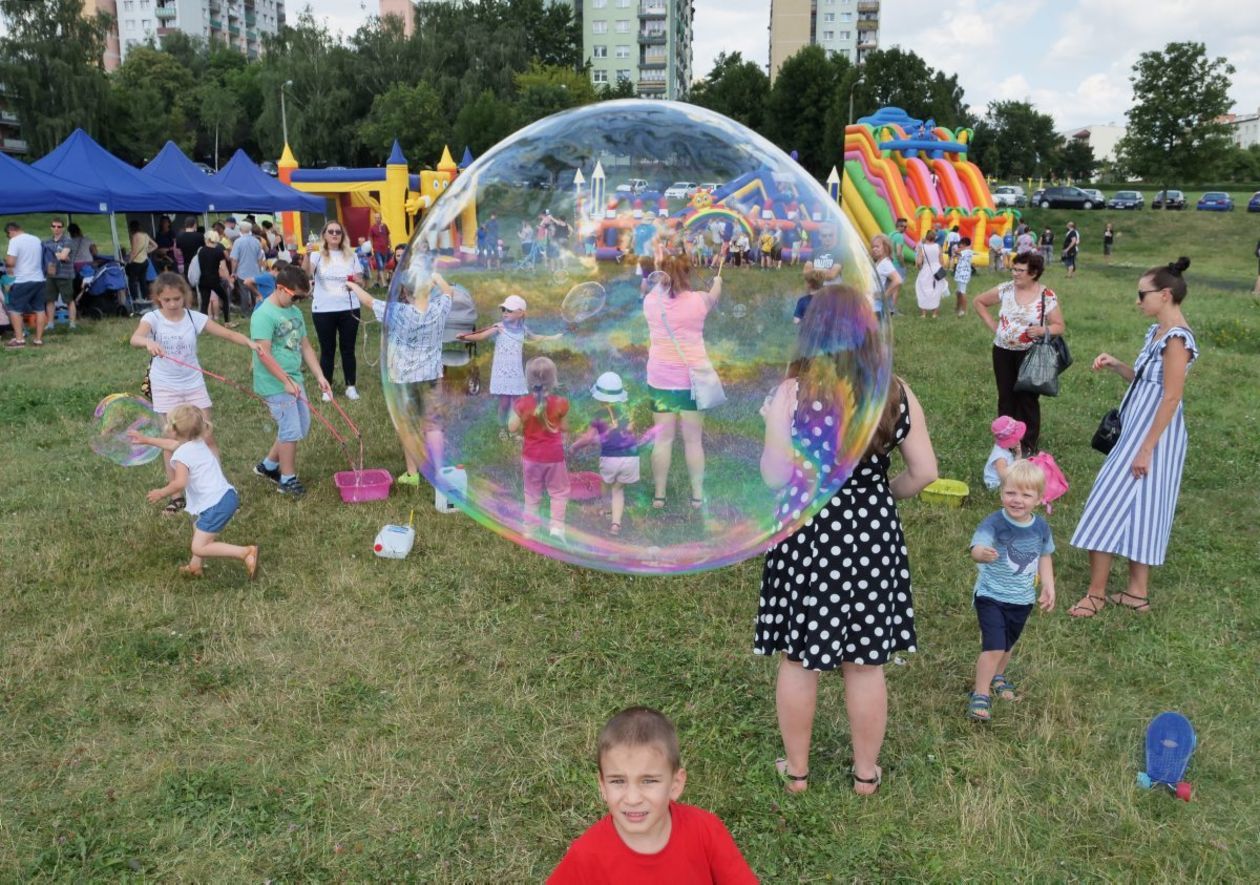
[373,524,416,559]
[434,464,467,514]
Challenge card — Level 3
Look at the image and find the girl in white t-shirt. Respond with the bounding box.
[129,272,259,515]
[304,221,363,401]
[870,233,903,317]
[129,405,258,579]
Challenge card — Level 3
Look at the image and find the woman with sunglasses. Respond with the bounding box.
[304,221,362,401]
[972,251,1065,456]
[1067,258,1197,618]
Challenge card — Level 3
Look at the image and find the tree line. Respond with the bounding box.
[1,0,1253,189]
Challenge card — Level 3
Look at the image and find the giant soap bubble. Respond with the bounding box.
[382,100,891,574]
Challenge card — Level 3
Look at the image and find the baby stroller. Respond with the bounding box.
[442,285,481,395]
[77,259,130,319]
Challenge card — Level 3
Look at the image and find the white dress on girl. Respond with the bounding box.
[489,321,528,396]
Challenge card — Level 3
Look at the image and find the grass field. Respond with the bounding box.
[2,205,1260,881]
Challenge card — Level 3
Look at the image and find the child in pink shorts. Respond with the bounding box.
[508,356,570,541]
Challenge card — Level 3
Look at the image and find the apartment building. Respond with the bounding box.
[768,0,879,81]
[379,0,416,36]
[1225,107,1260,149]
[580,0,693,100]
[114,0,286,63]
[0,82,26,156]
[83,0,123,71]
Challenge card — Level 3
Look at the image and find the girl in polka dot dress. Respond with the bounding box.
[756,285,939,796]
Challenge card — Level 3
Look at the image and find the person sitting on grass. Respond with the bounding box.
[251,264,331,499]
[967,460,1056,722]
[547,707,757,884]
[129,404,258,580]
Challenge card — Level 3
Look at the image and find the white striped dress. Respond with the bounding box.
[1070,325,1198,565]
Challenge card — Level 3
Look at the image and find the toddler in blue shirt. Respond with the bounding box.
[967,460,1056,722]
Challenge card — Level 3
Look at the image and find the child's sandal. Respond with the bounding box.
[990,674,1018,702]
[967,692,992,722]
[775,758,808,794]
[162,496,186,516]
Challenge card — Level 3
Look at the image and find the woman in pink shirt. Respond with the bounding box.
[642,253,723,509]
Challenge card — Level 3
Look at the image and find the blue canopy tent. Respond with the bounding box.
[0,150,112,215]
[141,141,253,214]
[214,149,325,213]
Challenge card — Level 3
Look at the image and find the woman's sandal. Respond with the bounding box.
[1067,594,1107,618]
[852,765,882,796]
[690,496,704,510]
[967,692,992,722]
[652,496,666,509]
[1107,591,1152,613]
[990,674,1018,702]
[162,496,186,516]
[775,758,809,794]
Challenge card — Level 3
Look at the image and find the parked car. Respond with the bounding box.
[1030,188,1044,206]
[1035,186,1101,209]
[663,181,699,199]
[1107,190,1144,210]
[1082,188,1105,204]
[1151,189,1186,210]
[193,162,214,175]
[992,185,1026,208]
[1248,191,1260,213]
[259,160,279,177]
[698,182,722,193]
[615,178,649,194]
[1195,191,1234,211]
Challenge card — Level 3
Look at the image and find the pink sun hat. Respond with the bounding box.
[991,416,1027,449]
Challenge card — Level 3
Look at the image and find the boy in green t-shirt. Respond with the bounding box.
[251,265,330,498]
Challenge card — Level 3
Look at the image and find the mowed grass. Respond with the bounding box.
[1,206,1259,881]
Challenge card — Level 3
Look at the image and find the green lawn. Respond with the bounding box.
[2,207,1259,880]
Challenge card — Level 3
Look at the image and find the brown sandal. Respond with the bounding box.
[1068,594,1107,618]
[1107,591,1151,612]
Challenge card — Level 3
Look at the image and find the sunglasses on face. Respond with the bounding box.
[326,229,343,235]
[1137,288,1161,301]
[51,224,63,229]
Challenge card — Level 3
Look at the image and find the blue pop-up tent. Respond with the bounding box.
[0,150,111,215]
[33,129,205,213]
[141,141,253,214]
[214,149,325,213]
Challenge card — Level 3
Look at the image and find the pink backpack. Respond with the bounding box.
[1027,451,1069,513]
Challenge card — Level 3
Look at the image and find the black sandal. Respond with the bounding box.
[775,758,808,793]
[852,765,882,795]
[1108,591,1152,613]
[162,496,186,516]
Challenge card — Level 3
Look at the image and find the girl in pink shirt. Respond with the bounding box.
[641,253,723,509]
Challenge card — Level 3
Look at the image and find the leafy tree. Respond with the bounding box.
[849,47,972,129]
[1056,138,1096,181]
[688,52,769,132]
[453,91,519,157]
[599,77,638,100]
[359,81,446,166]
[512,63,597,127]
[969,101,1061,179]
[1114,42,1235,204]
[0,0,112,154]
[106,46,197,163]
[196,81,241,169]
[765,45,843,177]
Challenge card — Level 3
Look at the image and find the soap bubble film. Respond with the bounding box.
[382,100,891,574]
[91,394,163,467]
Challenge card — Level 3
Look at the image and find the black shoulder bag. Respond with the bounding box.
[1091,348,1154,455]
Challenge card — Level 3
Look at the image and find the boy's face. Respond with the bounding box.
[598,743,685,848]
[1001,483,1039,522]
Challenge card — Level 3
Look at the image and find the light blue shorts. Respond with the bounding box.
[265,392,311,443]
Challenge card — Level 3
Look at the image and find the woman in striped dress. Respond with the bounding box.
[1068,258,1197,617]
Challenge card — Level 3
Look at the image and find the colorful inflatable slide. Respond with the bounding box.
[841,107,1017,267]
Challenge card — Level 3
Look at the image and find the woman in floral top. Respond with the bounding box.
[972,251,1066,455]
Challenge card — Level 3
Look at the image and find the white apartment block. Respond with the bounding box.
[116,0,285,63]
[1227,108,1260,149]
[579,0,693,100]
[769,0,879,81]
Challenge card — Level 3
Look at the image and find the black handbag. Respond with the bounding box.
[1091,349,1152,454]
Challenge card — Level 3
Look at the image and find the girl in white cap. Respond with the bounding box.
[458,294,552,436]
[570,371,641,536]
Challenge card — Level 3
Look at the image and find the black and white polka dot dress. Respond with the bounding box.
[754,389,915,670]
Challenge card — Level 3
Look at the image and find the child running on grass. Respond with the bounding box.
[129,405,257,579]
[569,371,641,536]
[251,264,331,499]
[508,356,570,541]
[130,272,259,515]
[547,706,757,884]
[968,460,1056,722]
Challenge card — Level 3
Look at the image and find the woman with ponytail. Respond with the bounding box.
[508,356,571,541]
[1068,257,1198,617]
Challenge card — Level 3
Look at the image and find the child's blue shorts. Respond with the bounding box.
[195,488,239,534]
[265,393,311,442]
[975,596,1033,652]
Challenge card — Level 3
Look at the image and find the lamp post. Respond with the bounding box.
[280,79,294,146]
[837,73,864,210]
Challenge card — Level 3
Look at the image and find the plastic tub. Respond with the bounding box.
[334,468,393,504]
[920,478,969,508]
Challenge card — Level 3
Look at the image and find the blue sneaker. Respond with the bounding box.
[277,476,306,498]
[254,461,281,484]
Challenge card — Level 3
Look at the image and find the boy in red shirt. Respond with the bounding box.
[548,707,758,884]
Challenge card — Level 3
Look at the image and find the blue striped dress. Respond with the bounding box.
[1070,325,1198,565]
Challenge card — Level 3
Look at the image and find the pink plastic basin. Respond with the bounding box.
[334,468,393,504]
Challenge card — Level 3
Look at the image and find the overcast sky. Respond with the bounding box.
[300,0,1260,129]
